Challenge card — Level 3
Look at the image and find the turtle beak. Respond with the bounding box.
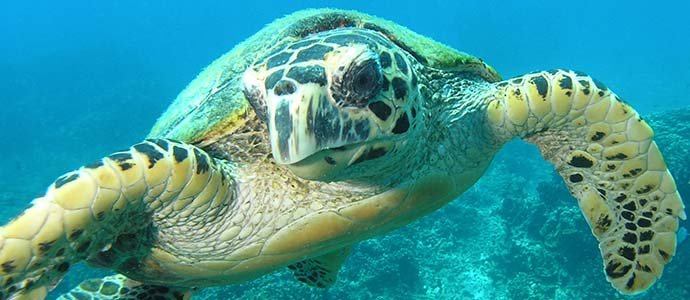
[244,67,378,167]
[266,84,374,165]
[266,89,314,164]
[264,86,387,180]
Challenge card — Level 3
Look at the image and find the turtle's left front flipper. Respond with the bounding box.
[486,69,686,294]
[59,274,191,300]
[0,139,233,299]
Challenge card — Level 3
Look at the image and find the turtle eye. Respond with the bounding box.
[336,59,382,107]
[351,61,381,98]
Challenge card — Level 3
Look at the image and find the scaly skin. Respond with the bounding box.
[0,115,488,300]
[0,9,684,300]
[0,30,497,298]
[0,140,234,299]
[59,275,191,300]
[486,69,685,293]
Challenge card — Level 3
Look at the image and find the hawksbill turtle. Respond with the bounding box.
[0,9,685,299]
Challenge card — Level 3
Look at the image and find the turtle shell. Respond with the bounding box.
[148,8,501,143]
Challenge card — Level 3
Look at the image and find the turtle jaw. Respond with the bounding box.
[284,144,365,181]
[256,80,382,162]
[264,84,398,180]
[244,65,386,166]
[285,138,397,181]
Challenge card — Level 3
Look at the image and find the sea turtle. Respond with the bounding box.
[0,8,685,299]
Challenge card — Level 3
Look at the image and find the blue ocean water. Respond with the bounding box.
[1,1,689,299]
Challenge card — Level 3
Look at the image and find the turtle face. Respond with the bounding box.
[243,28,420,180]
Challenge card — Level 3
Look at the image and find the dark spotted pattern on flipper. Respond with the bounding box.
[54,173,80,189]
[0,140,235,299]
[133,143,165,169]
[487,69,685,294]
[58,275,191,300]
[288,246,352,288]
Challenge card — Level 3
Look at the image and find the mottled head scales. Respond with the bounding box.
[148,8,500,144]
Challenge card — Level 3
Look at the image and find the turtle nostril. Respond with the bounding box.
[274,80,296,96]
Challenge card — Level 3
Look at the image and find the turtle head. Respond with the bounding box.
[243,28,421,181]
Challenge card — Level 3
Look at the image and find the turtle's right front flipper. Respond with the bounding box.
[0,139,233,299]
[485,69,685,294]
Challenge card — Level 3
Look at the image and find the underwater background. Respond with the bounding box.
[1,1,689,299]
